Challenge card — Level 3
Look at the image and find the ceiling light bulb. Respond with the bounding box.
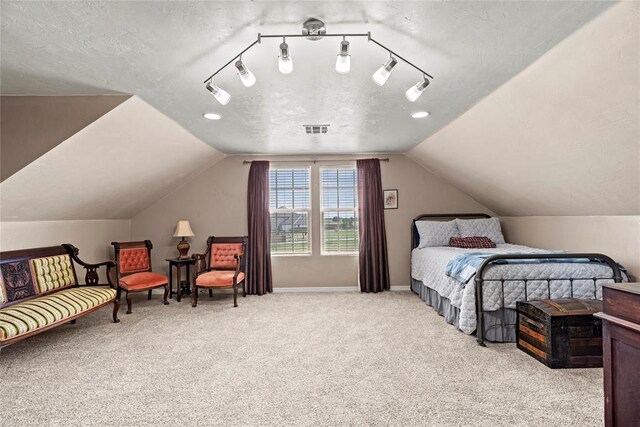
[235,60,256,87]
[205,82,231,105]
[278,42,293,74]
[405,77,430,102]
[335,40,351,74]
[203,113,222,120]
[372,57,398,86]
[411,111,430,119]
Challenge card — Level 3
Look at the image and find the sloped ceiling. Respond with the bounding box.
[407,1,640,216]
[0,96,224,221]
[0,1,613,154]
[1,95,130,181]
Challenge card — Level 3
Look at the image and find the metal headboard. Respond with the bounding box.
[411,213,491,251]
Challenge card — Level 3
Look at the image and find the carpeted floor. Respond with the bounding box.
[1,291,603,426]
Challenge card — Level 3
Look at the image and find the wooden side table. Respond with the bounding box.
[166,258,195,302]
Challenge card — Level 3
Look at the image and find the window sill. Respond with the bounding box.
[320,252,359,257]
[271,253,312,257]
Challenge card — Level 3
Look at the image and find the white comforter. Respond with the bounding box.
[411,244,617,334]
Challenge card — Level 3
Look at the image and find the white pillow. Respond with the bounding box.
[455,217,505,244]
[416,220,460,248]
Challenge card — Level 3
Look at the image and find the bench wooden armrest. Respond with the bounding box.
[62,243,116,289]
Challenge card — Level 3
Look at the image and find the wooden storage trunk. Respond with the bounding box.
[516,299,603,368]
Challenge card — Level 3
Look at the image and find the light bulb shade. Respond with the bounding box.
[335,55,351,74]
[279,57,293,74]
[206,82,231,105]
[173,220,195,238]
[235,60,256,87]
[372,57,397,86]
[405,78,430,102]
[278,42,293,74]
[335,40,350,74]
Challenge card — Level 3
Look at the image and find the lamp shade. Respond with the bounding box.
[173,220,195,238]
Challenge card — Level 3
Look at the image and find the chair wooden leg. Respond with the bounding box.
[233,283,238,307]
[209,289,213,298]
[163,284,169,305]
[192,285,198,307]
[242,281,246,297]
[126,292,132,314]
[148,289,152,300]
[113,289,121,323]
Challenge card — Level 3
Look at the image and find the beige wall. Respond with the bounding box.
[407,1,639,216]
[131,154,491,288]
[501,216,640,281]
[0,220,131,281]
[1,95,130,182]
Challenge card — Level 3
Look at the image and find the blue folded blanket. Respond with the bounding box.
[445,251,590,286]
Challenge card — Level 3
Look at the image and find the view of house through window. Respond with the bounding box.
[269,168,311,254]
[320,167,359,254]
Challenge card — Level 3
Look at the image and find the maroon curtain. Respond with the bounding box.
[357,159,390,293]
[246,161,272,295]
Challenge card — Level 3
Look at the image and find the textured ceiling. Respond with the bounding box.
[0,96,224,221]
[407,2,640,216]
[1,1,613,154]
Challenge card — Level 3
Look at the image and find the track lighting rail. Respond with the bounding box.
[203,32,434,83]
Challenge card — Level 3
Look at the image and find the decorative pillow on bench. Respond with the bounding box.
[449,236,497,249]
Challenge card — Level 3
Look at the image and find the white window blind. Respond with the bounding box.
[320,167,359,254]
[269,168,311,255]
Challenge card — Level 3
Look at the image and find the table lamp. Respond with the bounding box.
[173,220,195,259]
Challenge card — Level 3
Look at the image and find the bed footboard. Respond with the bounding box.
[474,253,623,347]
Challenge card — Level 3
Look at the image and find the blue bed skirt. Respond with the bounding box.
[411,278,517,342]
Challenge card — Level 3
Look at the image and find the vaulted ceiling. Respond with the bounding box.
[1,1,613,154]
[406,1,640,216]
[0,97,224,221]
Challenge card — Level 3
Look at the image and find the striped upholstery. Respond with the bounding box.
[31,255,76,293]
[0,279,5,304]
[0,287,115,341]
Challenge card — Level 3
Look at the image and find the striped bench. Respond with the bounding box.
[0,244,119,349]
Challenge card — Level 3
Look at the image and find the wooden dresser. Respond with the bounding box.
[595,283,640,427]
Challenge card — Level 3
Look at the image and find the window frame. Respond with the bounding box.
[319,165,359,256]
[269,165,312,257]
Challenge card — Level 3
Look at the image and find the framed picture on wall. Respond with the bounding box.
[383,189,398,209]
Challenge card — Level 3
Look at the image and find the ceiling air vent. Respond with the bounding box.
[303,124,329,134]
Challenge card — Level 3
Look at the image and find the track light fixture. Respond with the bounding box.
[235,58,256,87]
[335,39,350,74]
[278,39,293,74]
[405,76,430,102]
[203,19,434,112]
[206,82,231,105]
[372,56,398,86]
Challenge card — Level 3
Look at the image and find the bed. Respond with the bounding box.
[410,213,625,346]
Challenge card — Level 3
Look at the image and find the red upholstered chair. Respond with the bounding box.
[192,236,247,308]
[111,240,169,314]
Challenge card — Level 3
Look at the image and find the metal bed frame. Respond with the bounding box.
[410,213,624,346]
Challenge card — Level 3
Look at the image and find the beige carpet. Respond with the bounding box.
[1,291,603,426]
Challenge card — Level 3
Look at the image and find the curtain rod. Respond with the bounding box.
[242,157,390,165]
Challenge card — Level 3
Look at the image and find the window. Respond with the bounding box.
[320,167,359,254]
[269,168,311,255]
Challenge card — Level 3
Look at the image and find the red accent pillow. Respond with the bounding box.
[449,236,496,249]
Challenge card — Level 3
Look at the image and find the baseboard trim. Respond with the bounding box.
[273,285,410,293]
[273,286,359,293]
[188,285,411,294]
